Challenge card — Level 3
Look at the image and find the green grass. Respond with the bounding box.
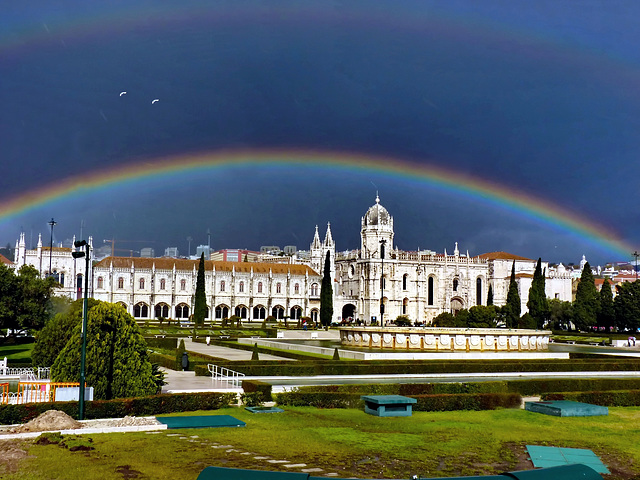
[3,406,639,479]
[0,342,34,363]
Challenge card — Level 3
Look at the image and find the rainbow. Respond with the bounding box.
[0,148,633,257]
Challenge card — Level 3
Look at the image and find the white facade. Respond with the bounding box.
[329,197,572,325]
[12,196,572,324]
[91,257,321,324]
[13,232,92,300]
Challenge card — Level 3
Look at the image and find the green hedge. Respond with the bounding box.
[0,392,237,425]
[413,393,521,411]
[283,378,640,397]
[542,390,640,407]
[194,358,640,377]
[145,337,178,349]
[149,352,176,370]
[275,391,521,411]
[241,380,273,401]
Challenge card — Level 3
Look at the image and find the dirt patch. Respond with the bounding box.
[0,440,31,474]
[116,464,143,479]
[14,410,81,434]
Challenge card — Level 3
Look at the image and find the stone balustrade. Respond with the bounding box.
[340,327,551,352]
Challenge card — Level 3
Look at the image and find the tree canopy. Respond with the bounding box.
[527,258,549,329]
[573,262,599,331]
[597,277,615,330]
[320,251,333,327]
[613,281,640,331]
[0,264,58,336]
[51,302,157,400]
[32,298,100,367]
[504,261,521,328]
[193,252,207,326]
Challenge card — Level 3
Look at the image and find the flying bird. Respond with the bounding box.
[151,99,159,104]
[119,91,126,96]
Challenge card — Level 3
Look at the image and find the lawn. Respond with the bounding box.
[2,406,639,479]
[0,341,34,363]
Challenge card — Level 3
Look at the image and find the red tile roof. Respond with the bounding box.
[0,253,12,265]
[94,256,320,277]
[478,251,533,261]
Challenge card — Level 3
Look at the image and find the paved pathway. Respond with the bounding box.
[161,338,293,393]
[183,337,294,361]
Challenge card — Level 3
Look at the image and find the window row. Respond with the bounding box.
[132,302,308,320]
[99,276,317,295]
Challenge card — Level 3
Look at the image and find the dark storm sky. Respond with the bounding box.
[1,0,639,265]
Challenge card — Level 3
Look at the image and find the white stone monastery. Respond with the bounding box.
[13,196,572,325]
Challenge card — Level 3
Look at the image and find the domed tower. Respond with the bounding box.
[361,195,394,258]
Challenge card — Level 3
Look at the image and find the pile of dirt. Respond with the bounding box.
[15,410,81,433]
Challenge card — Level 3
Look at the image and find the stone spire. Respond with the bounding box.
[324,222,334,247]
[311,225,321,250]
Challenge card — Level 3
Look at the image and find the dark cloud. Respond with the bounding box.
[1,0,639,265]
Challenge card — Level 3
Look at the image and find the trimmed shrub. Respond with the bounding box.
[542,390,640,407]
[276,392,362,409]
[413,393,521,411]
[0,392,237,425]
[275,391,520,411]
[145,337,178,349]
[148,352,176,370]
[242,380,272,401]
[193,357,640,377]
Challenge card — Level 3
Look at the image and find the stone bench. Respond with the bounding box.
[361,394,417,417]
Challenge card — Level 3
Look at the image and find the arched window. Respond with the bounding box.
[476,277,482,306]
[272,306,284,319]
[97,276,104,289]
[118,277,124,289]
[160,278,166,290]
[155,304,169,318]
[139,278,145,290]
[294,283,300,294]
[239,281,244,293]
[134,303,148,318]
[235,306,247,318]
[403,298,409,315]
[220,280,225,292]
[180,279,186,291]
[175,304,189,319]
[290,306,302,320]
[428,277,434,306]
[257,281,263,293]
[311,283,319,296]
[311,309,319,324]
[276,282,282,294]
[403,274,408,290]
[453,279,458,292]
[253,306,266,320]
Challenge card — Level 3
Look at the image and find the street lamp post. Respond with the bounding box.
[72,240,90,420]
[380,239,386,327]
[633,251,639,281]
[48,218,57,276]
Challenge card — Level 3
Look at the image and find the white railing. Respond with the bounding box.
[207,364,245,388]
[2,367,50,381]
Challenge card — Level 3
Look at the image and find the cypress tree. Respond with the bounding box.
[320,251,333,327]
[598,277,615,330]
[574,262,599,331]
[251,343,260,361]
[527,258,549,329]
[487,284,493,306]
[505,260,521,328]
[193,253,207,326]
